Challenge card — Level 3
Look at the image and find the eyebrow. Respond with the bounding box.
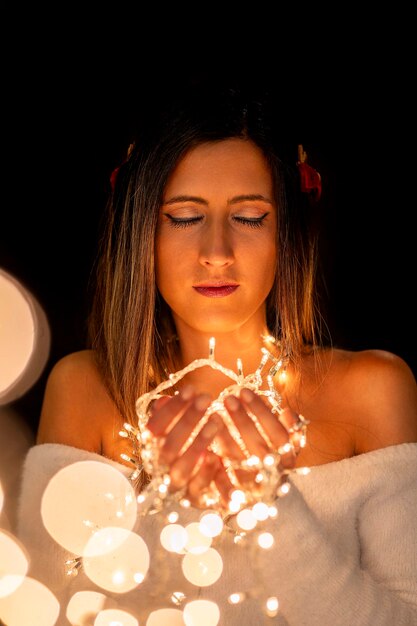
[163,194,274,206]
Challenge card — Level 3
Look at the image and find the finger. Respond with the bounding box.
[187,452,219,504]
[147,385,195,436]
[152,396,171,410]
[234,467,259,486]
[237,389,298,469]
[187,452,232,508]
[213,460,235,507]
[211,424,246,461]
[279,407,309,454]
[160,394,212,465]
[278,405,302,430]
[169,418,221,490]
[223,394,270,458]
[239,388,290,450]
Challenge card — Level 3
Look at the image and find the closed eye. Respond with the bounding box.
[164,214,204,228]
[233,213,269,227]
[163,212,270,229]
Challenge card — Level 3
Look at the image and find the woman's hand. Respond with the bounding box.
[146,385,306,508]
[146,385,233,508]
[216,388,304,473]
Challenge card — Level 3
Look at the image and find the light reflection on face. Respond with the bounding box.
[155,138,277,338]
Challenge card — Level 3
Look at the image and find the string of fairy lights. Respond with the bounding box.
[115,336,310,621]
[0,336,310,625]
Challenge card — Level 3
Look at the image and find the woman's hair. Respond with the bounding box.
[87,80,324,425]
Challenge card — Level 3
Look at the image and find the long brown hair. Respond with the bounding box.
[87,83,324,426]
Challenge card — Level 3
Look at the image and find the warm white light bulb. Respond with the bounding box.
[257,532,274,549]
[265,596,279,617]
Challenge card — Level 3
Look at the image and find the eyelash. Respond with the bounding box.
[164,213,268,229]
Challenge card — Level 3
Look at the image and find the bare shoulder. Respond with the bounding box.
[300,347,417,456]
[36,350,122,454]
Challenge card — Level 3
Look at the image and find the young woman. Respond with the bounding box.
[16,83,417,625]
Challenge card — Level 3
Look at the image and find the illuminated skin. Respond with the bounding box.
[155,138,277,343]
[36,139,417,510]
[149,139,299,505]
[36,138,303,510]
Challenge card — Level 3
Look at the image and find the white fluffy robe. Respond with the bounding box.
[13,442,417,626]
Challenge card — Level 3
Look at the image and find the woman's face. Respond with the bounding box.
[155,138,277,338]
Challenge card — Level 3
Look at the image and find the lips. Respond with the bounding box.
[193,283,239,298]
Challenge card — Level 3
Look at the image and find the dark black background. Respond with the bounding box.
[1,26,415,433]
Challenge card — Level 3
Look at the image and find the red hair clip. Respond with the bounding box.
[110,142,135,191]
[297,144,322,201]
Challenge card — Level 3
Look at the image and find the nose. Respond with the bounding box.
[198,221,234,268]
